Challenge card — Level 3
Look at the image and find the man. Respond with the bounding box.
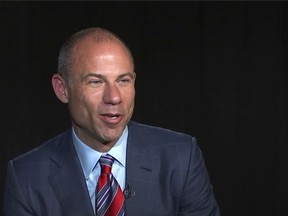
[4,27,220,216]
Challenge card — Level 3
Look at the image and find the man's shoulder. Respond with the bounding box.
[11,129,71,165]
[127,121,200,161]
[128,121,195,144]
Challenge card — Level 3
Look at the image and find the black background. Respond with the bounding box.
[0,2,287,216]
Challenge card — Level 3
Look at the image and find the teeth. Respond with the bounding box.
[103,114,119,119]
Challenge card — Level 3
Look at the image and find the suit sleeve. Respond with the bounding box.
[3,160,35,216]
[179,137,220,216]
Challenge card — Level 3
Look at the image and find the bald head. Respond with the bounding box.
[58,27,134,82]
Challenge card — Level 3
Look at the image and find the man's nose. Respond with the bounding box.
[102,83,121,105]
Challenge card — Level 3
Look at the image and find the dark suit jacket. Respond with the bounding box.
[4,121,220,216]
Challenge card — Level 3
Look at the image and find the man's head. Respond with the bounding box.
[52,27,136,152]
[58,27,134,83]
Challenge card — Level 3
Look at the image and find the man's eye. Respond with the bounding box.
[88,80,103,85]
[120,79,129,83]
[90,80,100,83]
[118,79,131,85]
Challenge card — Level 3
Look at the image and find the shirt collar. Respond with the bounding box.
[72,126,128,179]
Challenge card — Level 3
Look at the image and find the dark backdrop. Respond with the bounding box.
[0,2,287,216]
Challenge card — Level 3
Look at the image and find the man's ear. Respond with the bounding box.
[51,73,69,103]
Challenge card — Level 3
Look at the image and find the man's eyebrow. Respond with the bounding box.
[81,73,104,80]
[81,72,135,80]
[118,72,136,79]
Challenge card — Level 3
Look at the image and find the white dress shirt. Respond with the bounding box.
[72,126,128,212]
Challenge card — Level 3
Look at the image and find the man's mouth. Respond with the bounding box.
[100,113,122,124]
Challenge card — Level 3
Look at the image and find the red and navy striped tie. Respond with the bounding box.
[96,154,125,216]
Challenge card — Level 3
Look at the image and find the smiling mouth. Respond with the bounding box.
[100,113,122,124]
[103,113,120,118]
[107,115,119,119]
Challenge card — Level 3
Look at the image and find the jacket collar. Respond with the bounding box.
[48,129,95,216]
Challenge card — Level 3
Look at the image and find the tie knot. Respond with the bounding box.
[99,154,114,174]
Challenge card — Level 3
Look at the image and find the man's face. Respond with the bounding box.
[65,39,135,151]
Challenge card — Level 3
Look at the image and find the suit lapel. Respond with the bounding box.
[125,122,160,215]
[48,130,94,216]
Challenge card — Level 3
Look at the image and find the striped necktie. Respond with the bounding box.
[96,154,125,216]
